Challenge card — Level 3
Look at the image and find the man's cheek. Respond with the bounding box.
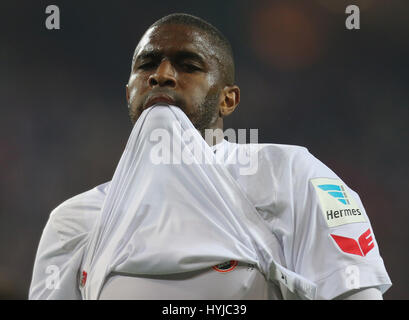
[128,84,138,101]
[189,84,209,106]
[129,86,146,109]
[205,72,219,87]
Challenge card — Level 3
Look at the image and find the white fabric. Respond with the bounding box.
[214,142,391,299]
[212,138,392,300]
[28,182,107,299]
[79,104,315,300]
[98,262,280,300]
[29,105,391,300]
[337,287,383,300]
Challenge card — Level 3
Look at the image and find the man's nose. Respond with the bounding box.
[148,60,176,88]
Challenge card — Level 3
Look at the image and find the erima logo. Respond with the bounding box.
[330,229,375,257]
[317,184,350,205]
[311,178,366,227]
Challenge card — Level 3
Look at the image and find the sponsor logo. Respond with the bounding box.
[330,229,375,257]
[326,208,362,220]
[317,184,350,205]
[212,260,238,273]
[310,178,366,227]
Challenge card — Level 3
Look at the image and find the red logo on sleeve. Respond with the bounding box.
[80,270,87,287]
[330,228,375,256]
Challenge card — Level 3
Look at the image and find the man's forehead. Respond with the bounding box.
[134,24,217,60]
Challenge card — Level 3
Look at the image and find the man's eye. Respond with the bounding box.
[138,62,156,70]
[181,63,201,72]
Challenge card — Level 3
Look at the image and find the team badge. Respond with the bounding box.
[212,260,238,272]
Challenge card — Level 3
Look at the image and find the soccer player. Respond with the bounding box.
[29,13,391,300]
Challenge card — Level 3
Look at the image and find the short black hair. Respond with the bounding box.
[143,13,235,86]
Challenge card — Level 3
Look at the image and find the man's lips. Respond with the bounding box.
[143,95,176,111]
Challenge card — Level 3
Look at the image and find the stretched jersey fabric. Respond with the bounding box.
[210,138,392,299]
[29,105,391,300]
[78,104,316,300]
[98,262,278,300]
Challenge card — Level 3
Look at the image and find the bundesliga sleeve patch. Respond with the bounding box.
[310,178,366,227]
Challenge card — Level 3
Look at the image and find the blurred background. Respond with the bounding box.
[0,0,407,299]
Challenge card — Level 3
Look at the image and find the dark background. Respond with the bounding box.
[0,0,407,299]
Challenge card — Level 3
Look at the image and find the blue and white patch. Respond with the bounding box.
[310,178,366,227]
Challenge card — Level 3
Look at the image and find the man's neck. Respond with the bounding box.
[200,117,224,147]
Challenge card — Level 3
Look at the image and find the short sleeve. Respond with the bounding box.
[28,208,88,299]
[286,148,392,299]
[28,183,106,299]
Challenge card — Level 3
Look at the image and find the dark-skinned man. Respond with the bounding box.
[29,13,391,300]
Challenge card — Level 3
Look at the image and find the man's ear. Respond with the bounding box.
[219,85,240,117]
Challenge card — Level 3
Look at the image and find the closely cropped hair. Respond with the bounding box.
[150,13,235,86]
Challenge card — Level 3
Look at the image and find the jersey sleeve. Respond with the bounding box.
[28,210,85,299]
[283,147,392,300]
[28,185,105,299]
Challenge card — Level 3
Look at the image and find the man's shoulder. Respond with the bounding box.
[259,142,335,175]
[257,142,309,158]
[48,181,110,237]
[228,139,307,155]
[230,140,311,165]
[227,140,336,179]
[52,181,110,215]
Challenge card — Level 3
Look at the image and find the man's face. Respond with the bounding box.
[127,23,223,131]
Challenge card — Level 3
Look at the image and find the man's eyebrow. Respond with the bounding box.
[174,50,206,64]
[135,50,162,62]
[134,49,207,64]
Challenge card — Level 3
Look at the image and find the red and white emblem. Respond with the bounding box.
[212,260,238,272]
[330,228,374,257]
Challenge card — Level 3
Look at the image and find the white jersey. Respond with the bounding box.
[29,105,391,300]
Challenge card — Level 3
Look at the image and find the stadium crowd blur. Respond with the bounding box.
[0,0,407,299]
